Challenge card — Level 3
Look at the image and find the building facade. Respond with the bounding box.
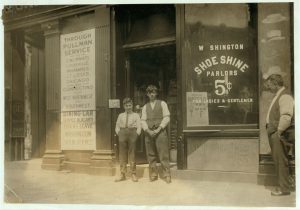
[3,4,294,181]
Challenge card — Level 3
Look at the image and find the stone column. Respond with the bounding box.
[89,7,115,175]
[41,20,64,170]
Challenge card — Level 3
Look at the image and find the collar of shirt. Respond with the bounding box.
[124,111,134,115]
[150,100,157,109]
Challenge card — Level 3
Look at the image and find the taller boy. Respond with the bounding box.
[141,85,171,183]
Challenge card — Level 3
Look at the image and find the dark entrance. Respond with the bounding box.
[114,5,177,164]
[127,45,177,163]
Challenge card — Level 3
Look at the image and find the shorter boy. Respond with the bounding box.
[115,98,141,182]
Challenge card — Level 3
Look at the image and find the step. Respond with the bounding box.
[259,164,275,174]
[62,161,90,174]
[171,168,258,184]
[257,173,277,186]
[257,161,295,186]
[258,160,295,175]
[123,162,177,178]
[130,164,258,184]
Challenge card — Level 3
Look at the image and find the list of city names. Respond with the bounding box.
[60,29,96,150]
[61,29,95,111]
[61,111,96,150]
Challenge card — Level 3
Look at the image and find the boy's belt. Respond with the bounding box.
[120,127,137,130]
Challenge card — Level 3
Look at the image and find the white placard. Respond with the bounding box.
[61,111,96,150]
[187,92,209,126]
[60,29,96,150]
[109,99,120,108]
[61,29,95,111]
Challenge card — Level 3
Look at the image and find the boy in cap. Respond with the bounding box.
[141,85,171,183]
[264,66,294,196]
[115,98,141,182]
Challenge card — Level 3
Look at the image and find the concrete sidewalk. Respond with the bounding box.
[4,159,296,207]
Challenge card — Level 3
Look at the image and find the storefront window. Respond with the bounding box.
[183,4,258,128]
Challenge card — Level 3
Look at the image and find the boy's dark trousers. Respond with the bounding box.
[145,129,170,179]
[118,128,138,174]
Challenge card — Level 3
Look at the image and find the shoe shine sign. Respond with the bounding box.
[60,29,96,150]
[185,4,257,127]
[187,43,255,126]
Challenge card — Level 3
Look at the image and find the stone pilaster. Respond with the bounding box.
[89,7,116,175]
[89,150,116,176]
[41,20,64,170]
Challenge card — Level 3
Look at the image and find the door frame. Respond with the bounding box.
[113,4,179,164]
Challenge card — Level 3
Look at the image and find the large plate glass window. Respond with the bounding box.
[183,4,258,129]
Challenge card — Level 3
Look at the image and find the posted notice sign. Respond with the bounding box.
[186,92,209,126]
[60,29,96,150]
[61,28,96,111]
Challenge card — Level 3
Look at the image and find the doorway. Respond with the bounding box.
[114,5,177,164]
[127,44,177,163]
